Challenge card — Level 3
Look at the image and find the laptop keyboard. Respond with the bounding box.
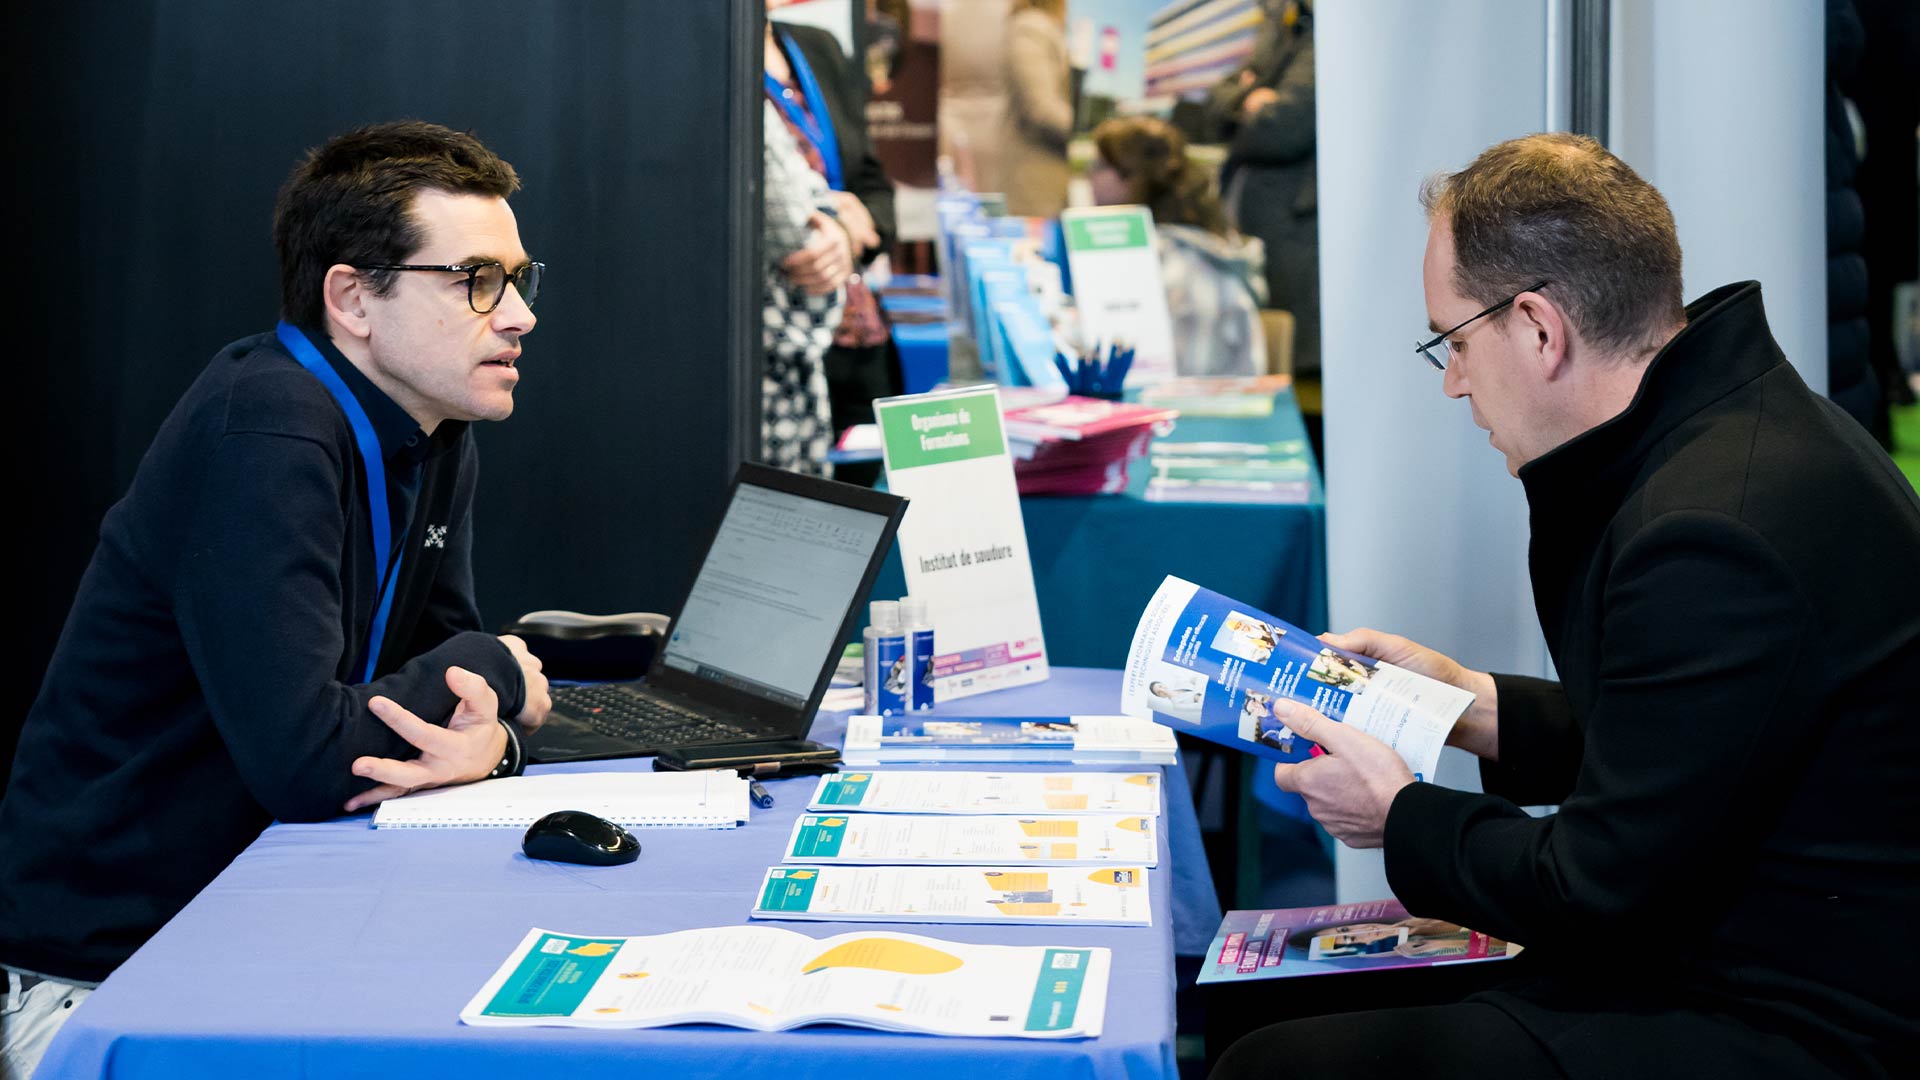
[554,684,754,748]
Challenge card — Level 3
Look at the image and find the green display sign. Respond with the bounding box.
[877,391,1007,469]
[1064,211,1149,252]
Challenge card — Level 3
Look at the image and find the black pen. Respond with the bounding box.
[749,779,774,809]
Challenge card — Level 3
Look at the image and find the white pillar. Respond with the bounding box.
[1610,0,1828,391]
[1317,0,1555,903]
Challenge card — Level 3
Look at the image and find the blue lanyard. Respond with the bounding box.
[765,29,844,190]
[275,322,405,685]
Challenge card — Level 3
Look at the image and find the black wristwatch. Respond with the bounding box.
[486,718,526,780]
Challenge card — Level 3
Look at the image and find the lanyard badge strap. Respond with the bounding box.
[274,322,404,684]
[766,28,845,190]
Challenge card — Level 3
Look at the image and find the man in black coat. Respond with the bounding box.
[1215,135,1920,1078]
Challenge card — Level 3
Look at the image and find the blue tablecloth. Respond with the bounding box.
[38,669,1209,1080]
[870,389,1328,668]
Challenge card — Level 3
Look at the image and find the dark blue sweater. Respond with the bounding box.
[0,329,525,982]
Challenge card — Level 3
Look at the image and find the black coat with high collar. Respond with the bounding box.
[1385,282,1920,1076]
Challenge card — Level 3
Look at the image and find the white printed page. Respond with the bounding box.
[460,926,1110,1038]
[752,865,1153,926]
[782,813,1159,866]
[371,770,748,829]
[807,770,1162,816]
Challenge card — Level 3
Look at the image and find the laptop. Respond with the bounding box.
[524,462,906,764]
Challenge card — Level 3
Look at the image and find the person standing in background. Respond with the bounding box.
[999,0,1073,217]
[761,95,849,477]
[766,7,901,478]
[1206,0,1317,373]
[1090,116,1268,376]
[938,0,1013,195]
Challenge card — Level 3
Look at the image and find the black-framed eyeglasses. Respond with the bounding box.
[1414,280,1548,371]
[363,260,544,314]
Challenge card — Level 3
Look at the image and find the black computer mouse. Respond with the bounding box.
[522,810,642,866]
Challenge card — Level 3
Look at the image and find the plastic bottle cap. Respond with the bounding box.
[870,600,900,631]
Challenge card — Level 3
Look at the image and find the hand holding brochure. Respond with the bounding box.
[784,813,1158,867]
[462,926,1109,1038]
[1197,898,1515,984]
[1121,576,1475,782]
[752,865,1153,927]
[809,770,1163,816]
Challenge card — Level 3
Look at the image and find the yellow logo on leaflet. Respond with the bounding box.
[567,942,619,957]
[821,818,846,827]
[802,938,964,976]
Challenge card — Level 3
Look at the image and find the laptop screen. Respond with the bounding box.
[658,478,893,709]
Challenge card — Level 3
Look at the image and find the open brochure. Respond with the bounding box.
[751,865,1153,927]
[1121,576,1475,782]
[783,813,1159,867]
[842,715,1178,765]
[462,926,1109,1038]
[808,770,1162,817]
[1197,898,1516,984]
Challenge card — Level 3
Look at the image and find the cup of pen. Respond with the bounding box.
[1053,340,1136,400]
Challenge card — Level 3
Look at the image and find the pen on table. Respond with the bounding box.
[749,779,775,808]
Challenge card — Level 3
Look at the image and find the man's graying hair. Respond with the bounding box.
[1421,133,1685,355]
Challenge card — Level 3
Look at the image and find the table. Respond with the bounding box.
[38,669,1211,1079]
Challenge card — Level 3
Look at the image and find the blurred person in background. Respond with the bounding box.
[1091,116,1267,376]
[767,5,901,477]
[1205,0,1317,373]
[999,0,1073,216]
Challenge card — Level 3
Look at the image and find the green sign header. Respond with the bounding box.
[1064,211,1149,252]
[878,390,1007,470]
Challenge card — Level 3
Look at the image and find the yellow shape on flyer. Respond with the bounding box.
[617,971,651,980]
[982,871,1050,891]
[1123,774,1154,786]
[1115,817,1150,833]
[567,942,619,957]
[1087,868,1142,887]
[1018,819,1079,837]
[803,938,965,975]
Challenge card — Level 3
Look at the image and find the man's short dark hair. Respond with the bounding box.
[1421,133,1685,355]
[273,121,520,329]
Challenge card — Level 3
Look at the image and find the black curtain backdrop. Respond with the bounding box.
[5,2,763,791]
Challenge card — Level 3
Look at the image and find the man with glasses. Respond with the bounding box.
[0,121,552,1075]
[1215,134,1920,1078]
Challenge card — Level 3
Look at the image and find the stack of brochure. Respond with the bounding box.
[841,715,1178,766]
[754,770,1164,928]
[1143,440,1314,505]
[1001,396,1179,496]
[1137,374,1293,418]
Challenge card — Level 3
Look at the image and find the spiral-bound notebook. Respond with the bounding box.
[370,770,751,829]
